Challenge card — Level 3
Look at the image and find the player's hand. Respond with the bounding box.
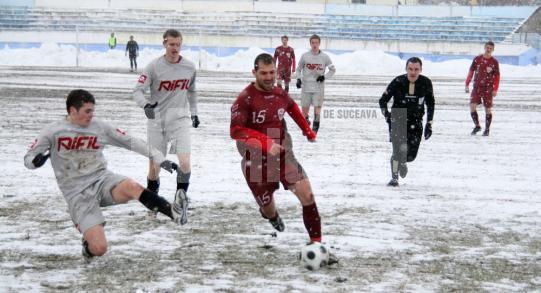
[316,75,325,83]
[296,79,302,89]
[144,102,158,119]
[32,152,50,168]
[424,122,433,140]
[306,130,317,142]
[268,142,283,156]
[159,160,178,173]
[465,85,469,93]
[191,115,200,128]
[492,90,497,97]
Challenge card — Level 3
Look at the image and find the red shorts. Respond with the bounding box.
[470,88,494,108]
[238,134,307,207]
[277,67,292,83]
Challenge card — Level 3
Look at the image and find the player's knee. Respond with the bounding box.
[89,241,107,256]
[123,179,144,199]
[179,161,190,173]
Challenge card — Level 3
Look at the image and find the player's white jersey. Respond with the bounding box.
[133,55,197,125]
[295,51,335,93]
[24,118,165,199]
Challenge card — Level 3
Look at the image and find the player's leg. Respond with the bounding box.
[107,177,177,221]
[281,136,321,242]
[71,186,109,259]
[388,109,407,186]
[146,122,167,194]
[301,92,311,125]
[312,91,325,133]
[82,224,107,258]
[483,97,493,136]
[284,70,291,93]
[276,70,284,89]
[176,153,191,191]
[288,179,321,243]
[406,121,423,163]
[241,153,283,231]
[470,93,482,134]
[169,120,192,193]
[134,56,137,71]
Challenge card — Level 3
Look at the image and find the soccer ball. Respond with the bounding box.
[299,242,329,271]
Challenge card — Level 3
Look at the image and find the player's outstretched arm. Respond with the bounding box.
[99,121,167,166]
[24,129,52,169]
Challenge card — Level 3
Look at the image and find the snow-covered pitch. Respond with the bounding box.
[0,65,539,291]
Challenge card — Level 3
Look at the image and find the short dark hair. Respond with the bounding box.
[66,89,95,114]
[163,29,182,41]
[485,41,495,47]
[281,35,288,40]
[309,34,320,42]
[254,53,274,70]
[406,57,422,69]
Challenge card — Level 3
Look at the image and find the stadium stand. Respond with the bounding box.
[0,6,525,43]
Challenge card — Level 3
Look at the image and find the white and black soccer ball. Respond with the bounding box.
[299,242,329,271]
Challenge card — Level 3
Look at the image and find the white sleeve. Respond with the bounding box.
[24,127,52,169]
[133,63,153,108]
[324,55,336,80]
[295,55,304,79]
[188,71,198,116]
[100,121,165,164]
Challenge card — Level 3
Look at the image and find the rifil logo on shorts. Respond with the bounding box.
[158,79,190,91]
[57,136,100,151]
[306,63,323,71]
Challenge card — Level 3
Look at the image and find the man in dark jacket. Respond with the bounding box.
[125,35,139,72]
[379,57,435,187]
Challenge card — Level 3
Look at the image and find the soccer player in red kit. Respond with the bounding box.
[230,53,326,245]
[273,35,296,93]
[465,41,500,136]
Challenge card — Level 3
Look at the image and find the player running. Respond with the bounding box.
[295,34,336,134]
[465,41,500,136]
[379,57,435,187]
[230,53,333,248]
[273,35,296,93]
[133,29,198,222]
[24,89,182,261]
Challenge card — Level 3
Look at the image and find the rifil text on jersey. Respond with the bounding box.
[158,79,190,91]
[58,136,100,151]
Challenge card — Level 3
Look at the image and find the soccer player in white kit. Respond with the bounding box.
[133,29,198,219]
[295,34,336,134]
[24,89,182,261]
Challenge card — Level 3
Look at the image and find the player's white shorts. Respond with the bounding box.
[301,91,325,107]
[147,117,191,155]
[68,171,127,234]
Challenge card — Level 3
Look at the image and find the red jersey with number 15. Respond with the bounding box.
[230,83,314,153]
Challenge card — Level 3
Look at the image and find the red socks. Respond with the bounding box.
[302,201,321,242]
